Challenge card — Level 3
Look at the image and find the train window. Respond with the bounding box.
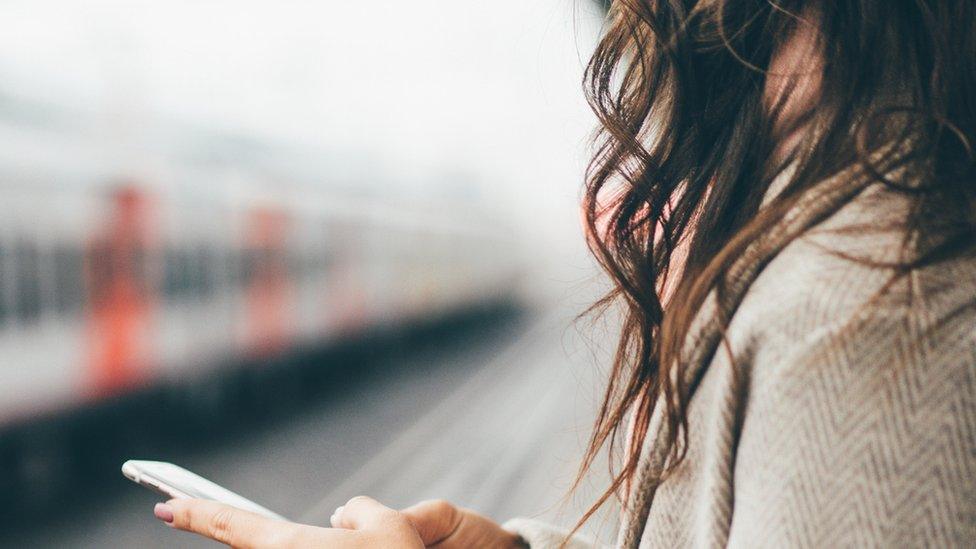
[184,249,198,296]
[14,240,42,322]
[0,244,7,323]
[224,248,242,288]
[315,238,334,271]
[241,248,260,285]
[162,246,216,299]
[163,247,190,298]
[219,248,239,289]
[299,248,330,277]
[53,246,84,313]
[185,250,197,295]
[192,247,214,297]
[288,249,312,279]
[287,250,301,278]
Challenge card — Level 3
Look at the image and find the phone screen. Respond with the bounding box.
[122,460,286,521]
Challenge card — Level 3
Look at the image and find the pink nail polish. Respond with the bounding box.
[154,503,174,523]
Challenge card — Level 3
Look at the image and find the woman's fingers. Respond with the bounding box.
[332,496,425,547]
[334,495,408,531]
[155,497,424,549]
[400,499,462,546]
[162,498,300,548]
[158,497,424,548]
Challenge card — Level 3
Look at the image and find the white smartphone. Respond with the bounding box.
[121,460,287,521]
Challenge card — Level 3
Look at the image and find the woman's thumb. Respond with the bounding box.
[400,499,462,546]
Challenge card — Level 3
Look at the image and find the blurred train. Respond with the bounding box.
[0,90,522,506]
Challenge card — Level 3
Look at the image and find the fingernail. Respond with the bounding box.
[154,503,174,523]
[334,506,345,521]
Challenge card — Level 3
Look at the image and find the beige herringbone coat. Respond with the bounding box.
[505,169,976,548]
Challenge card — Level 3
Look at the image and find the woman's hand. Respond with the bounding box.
[399,499,527,549]
[156,495,423,548]
[154,496,526,548]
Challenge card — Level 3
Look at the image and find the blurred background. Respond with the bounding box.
[0,0,617,546]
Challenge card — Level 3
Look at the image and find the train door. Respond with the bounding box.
[85,186,155,396]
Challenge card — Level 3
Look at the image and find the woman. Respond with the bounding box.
[154,1,976,547]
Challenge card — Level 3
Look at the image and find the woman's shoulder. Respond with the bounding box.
[733,182,976,364]
[723,187,976,549]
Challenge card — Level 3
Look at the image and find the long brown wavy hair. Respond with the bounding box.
[574,0,976,534]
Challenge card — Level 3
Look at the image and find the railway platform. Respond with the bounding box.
[2,290,617,548]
